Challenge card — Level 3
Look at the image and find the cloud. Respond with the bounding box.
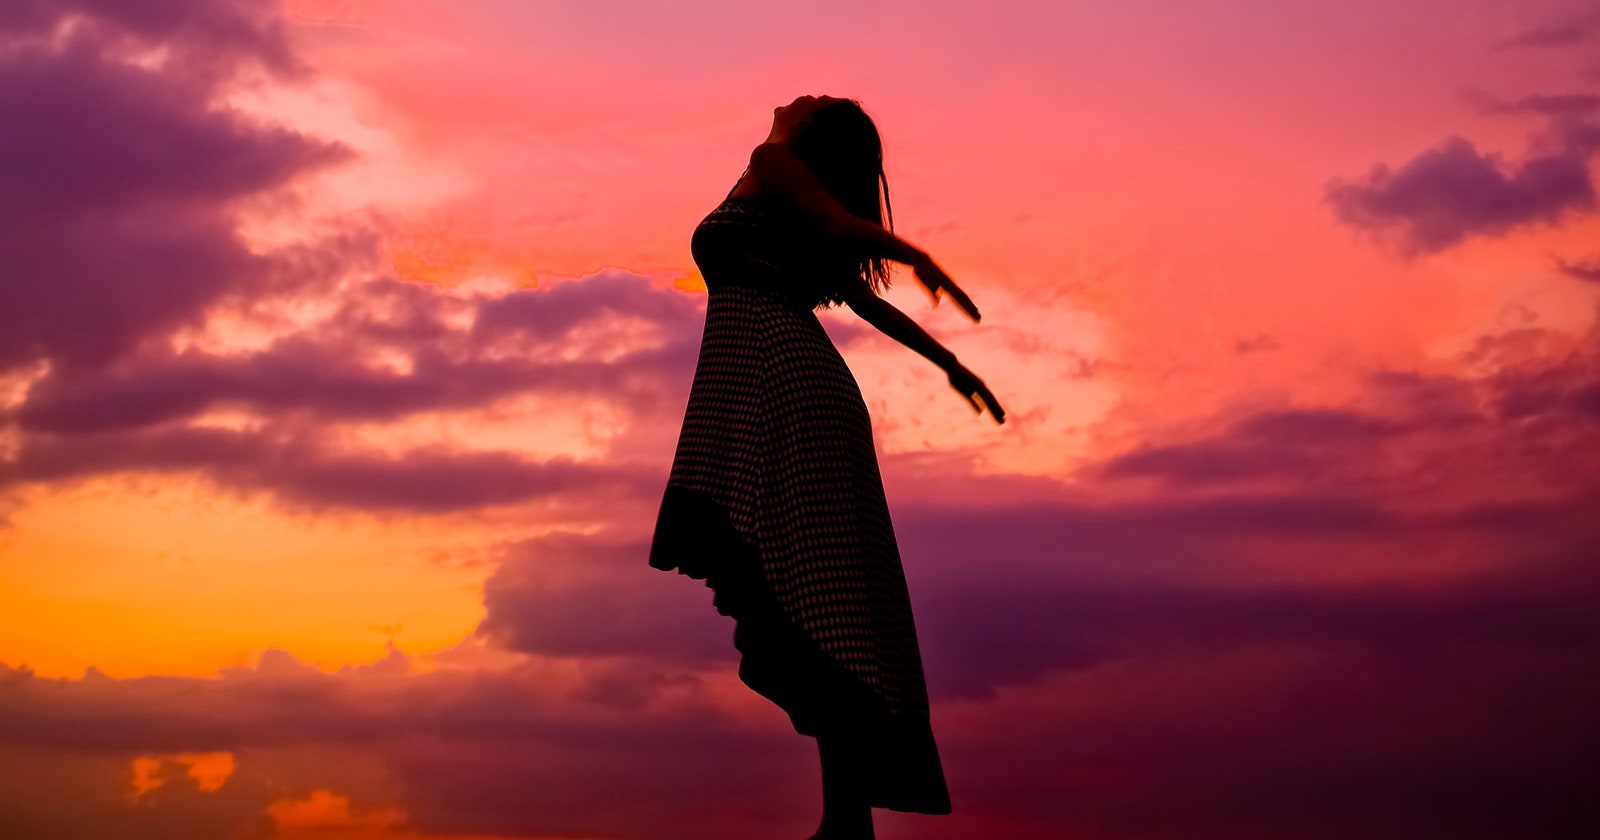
[5,320,1600,836]
[1100,408,1408,486]
[2,268,708,515]
[910,533,1600,697]
[1493,12,1600,50]
[0,424,652,514]
[10,273,703,436]
[478,533,737,664]
[0,0,297,74]
[1468,90,1600,116]
[1557,256,1600,281]
[1324,136,1596,254]
[4,556,1599,840]
[0,0,353,374]
[0,649,816,840]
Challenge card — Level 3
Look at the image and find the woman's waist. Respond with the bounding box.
[702,267,842,306]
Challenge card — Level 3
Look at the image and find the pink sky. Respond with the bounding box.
[2,0,1598,837]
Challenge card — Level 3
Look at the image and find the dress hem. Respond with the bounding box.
[650,483,952,815]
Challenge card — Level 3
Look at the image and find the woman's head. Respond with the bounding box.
[777,95,895,295]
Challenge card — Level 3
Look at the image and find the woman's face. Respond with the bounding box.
[772,94,837,137]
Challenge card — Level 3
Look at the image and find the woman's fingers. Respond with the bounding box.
[915,262,982,321]
[984,392,1006,424]
[974,382,1005,424]
[953,382,1005,424]
[942,282,981,321]
[949,366,1005,424]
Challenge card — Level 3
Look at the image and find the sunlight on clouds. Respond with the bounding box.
[188,408,267,433]
[838,283,1119,476]
[129,752,236,799]
[168,290,344,356]
[0,362,48,463]
[285,1,380,28]
[267,789,408,835]
[1423,222,1600,362]
[0,360,49,413]
[228,75,474,256]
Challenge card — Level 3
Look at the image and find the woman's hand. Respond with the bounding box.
[912,256,981,322]
[948,364,1006,424]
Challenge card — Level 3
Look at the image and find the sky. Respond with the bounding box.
[1,0,1598,837]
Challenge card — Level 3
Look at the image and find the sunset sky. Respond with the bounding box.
[2,0,1597,837]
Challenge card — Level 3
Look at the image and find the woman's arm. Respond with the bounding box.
[747,143,982,320]
[844,285,957,370]
[845,285,1006,423]
[750,141,1006,422]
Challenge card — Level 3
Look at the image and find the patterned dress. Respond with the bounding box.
[649,186,951,815]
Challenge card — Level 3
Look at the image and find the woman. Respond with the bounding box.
[649,94,1004,840]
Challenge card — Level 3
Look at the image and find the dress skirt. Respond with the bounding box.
[650,283,951,814]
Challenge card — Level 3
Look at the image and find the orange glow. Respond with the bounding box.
[267,789,407,834]
[0,481,490,678]
[129,752,236,798]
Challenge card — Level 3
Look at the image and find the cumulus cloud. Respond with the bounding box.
[1324,136,1596,254]
[0,0,355,373]
[10,273,703,436]
[0,269,703,513]
[0,17,707,516]
[0,0,298,73]
[478,533,738,664]
[1331,21,1600,256]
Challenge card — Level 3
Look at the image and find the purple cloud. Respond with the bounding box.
[0,1,296,75]
[478,533,737,664]
[6,327,1600,836]
[910,530,1600,697]
[10,275,703,435]
[1468,90,1600,116]
[0,424,652,513]
[0,652,818,840]
[1493,12,1600,50]
[1,269,710,515]
[0,0,352,373]
[1324,136,1596,254]
[472,270,704,341]
[1099,408,1408,486]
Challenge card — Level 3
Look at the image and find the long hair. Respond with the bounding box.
[788,98,895,297]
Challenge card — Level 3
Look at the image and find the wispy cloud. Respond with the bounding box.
[1493,10,1600,50]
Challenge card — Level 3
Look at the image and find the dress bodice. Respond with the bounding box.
[690,195,850,309]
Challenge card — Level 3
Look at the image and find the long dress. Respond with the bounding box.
[649,184,951,815]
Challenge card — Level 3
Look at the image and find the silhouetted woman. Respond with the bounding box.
[650,94,1004,840]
